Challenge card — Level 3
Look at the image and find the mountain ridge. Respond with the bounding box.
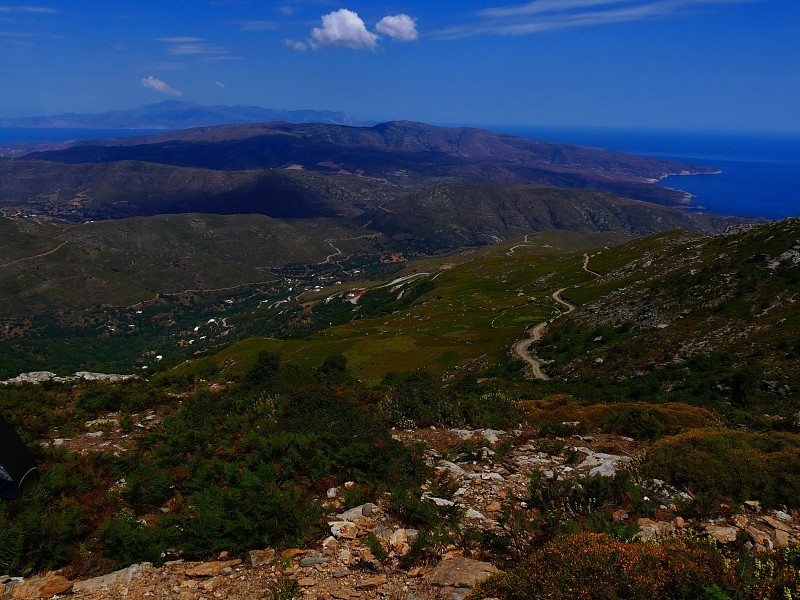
[0,100,371,131]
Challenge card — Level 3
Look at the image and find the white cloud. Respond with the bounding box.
[215,81,225,88]
[434,0,764,39]
[375,14,418,41]
[141,75,182,97]
[285,38,309,51]
[290,8,420,51]
[310,8,378,49]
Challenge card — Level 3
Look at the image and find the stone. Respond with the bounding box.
[704,525,739,544]
[330,521,358,539]
[762,515,792,532]
[732,514,749,529]
[636,523,659,542]
[389,528,418,557]
[299,557,330,568]
[423,558,500,590]
[244,549,274,567]
[672,516,687,529]
[199,576,225,592]
[73,563,150,593]
[775,510,792,521]
[744,500,761,513]
[297,577,316,587]
[422,494,455,507]
[280,548,306,558]
[10,575,73,599]
[436,460,470,478]
[612,509,629,522]
[182,559,241,578]
[355,575,388,590]
[575,448,631,478]
[486,502,502,512]
[747,526,772,548]
[773,529,791,548]
[337,503,376,522]
[465,508,485,520]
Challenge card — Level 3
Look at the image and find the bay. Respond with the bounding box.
[491,125,800,220]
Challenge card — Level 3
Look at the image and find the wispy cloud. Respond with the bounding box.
[141,75,182,97]
[149,61,186,72]
[156,36,237,59]
[0,5,58,13]
[157,36,204,43]
[288,8,420,51]
[434,0,762,39]
[169,43,229,55]
[228,19,277,32]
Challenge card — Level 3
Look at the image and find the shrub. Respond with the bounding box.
[97,513,166,569]
[522,397,717,440]
[380,369,450,427]
[641,429,800,507]
[468,533,732,600]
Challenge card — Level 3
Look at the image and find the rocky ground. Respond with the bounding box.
[3,424,798,600]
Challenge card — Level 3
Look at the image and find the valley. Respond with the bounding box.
[1,118,798,600]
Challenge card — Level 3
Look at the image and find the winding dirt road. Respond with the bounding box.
[582,253,602,277]
[511,287,576,380]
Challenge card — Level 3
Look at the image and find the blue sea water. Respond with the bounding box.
[0,127,165,146]
[495,126,800,220]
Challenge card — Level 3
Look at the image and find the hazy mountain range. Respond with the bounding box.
[0,100,370,130]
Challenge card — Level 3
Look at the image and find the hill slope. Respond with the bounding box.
[12,120,715,206]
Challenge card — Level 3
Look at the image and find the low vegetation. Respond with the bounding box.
[469,533,800,600]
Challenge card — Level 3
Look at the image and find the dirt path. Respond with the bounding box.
[511,287,576,380]
[582,253,602,277]
[506,234,532,256]
[0,240,68,269]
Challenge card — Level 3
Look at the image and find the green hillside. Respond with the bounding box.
[0,214,390,314]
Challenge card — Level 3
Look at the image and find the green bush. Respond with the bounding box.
[98,514,166,569]
[468,533,732,600]
[641,429,800,507]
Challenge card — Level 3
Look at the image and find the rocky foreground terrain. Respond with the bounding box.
[3,417,797,600]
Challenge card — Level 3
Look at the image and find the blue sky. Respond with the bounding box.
[1,1,798,131]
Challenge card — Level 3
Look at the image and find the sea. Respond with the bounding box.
[494,126,800,220]
[2,125,799,220]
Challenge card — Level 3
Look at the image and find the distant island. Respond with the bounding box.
[0,100,371,130]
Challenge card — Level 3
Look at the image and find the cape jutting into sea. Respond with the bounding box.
[499,126,800,220]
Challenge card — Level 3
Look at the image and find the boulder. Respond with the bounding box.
[704,524,739,544]
[424,557,500,600]
[182,559,241,578]
[244,549,274,567]
[336,503,376,522]
[330,521,358,539]
[72,563,150,593]
[10,575,72,599]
